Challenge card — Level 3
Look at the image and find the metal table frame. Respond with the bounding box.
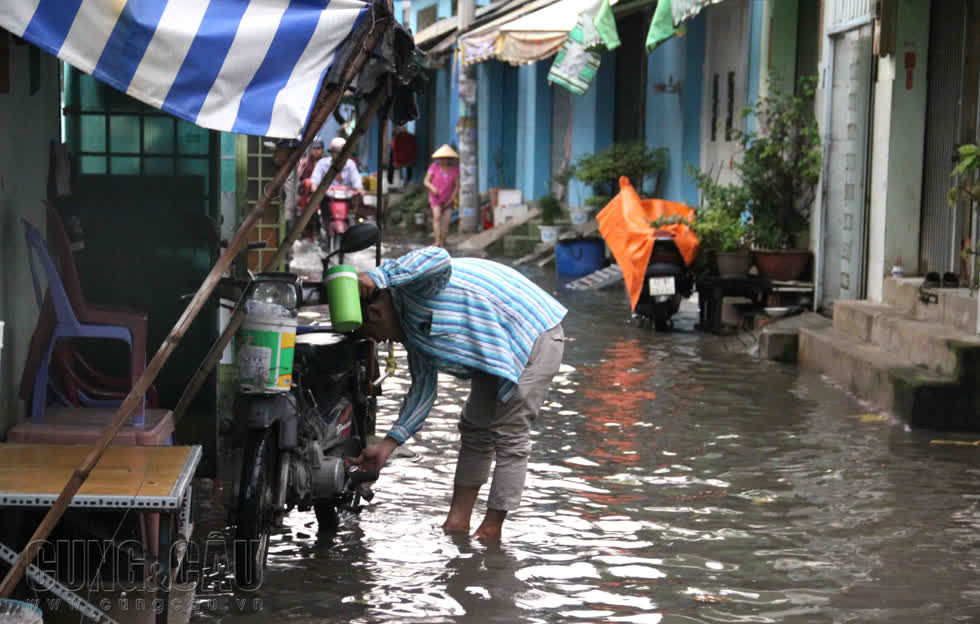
[0,445,201,624]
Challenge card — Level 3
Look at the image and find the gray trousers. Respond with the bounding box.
[454,324,565,511]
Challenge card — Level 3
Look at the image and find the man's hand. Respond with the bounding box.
[358,272,376,299]
[352,437,399,473]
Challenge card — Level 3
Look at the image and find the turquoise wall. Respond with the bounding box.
[478,61,518,192]
[568,52,616,208]
[644,12,706,206]
[516,61,553,202]
[745,0,766,133]
[680,14,705,205]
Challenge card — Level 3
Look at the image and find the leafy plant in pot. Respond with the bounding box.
[571,142,668,212]
[686,165,751,278]
[950,144,980,290]
[538,194,562,243]
[736,77,821,281]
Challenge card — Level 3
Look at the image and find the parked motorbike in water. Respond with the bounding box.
[635,231,696,331]
[595,177,700,332]
[229,222,382,589]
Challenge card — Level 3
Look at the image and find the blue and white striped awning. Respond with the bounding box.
[1,0,369,138]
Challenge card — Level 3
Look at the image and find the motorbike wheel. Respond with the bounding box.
[654,315,671,332]
[313,502,340,532]
[234,427,278,590]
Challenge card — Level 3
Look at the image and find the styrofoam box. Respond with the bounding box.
[496,189,523,207]
[494,203,529,224]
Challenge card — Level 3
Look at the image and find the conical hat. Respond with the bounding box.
[432,144,458,159]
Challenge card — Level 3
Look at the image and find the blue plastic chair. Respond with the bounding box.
[23,218,145,426]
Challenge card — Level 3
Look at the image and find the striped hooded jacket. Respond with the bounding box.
[367,247,567,444]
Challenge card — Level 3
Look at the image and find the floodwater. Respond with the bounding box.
[194,263,980,623]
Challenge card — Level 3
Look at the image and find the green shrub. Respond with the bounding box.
[391,183,429,222]
[571,142,668,210]
[538,194,562,226]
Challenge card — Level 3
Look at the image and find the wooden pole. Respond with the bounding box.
[0,16,390,598]
[376,103,388,267]
[171,88,388,425]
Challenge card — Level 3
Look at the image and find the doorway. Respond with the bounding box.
[919,0,980,276]
[699,0,749,187]
[613,11,649,144]
[821,25,874,306]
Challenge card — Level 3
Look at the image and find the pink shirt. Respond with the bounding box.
[427,162,459,207]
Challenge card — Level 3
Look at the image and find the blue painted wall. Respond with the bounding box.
[478,61,518,192]
[434,67,452,150]
[680,14,706,205]
[515,61,553,202]
[567,52,615,207]
[745,0,765,133]
[644,12,705,206]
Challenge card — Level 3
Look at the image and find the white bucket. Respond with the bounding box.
[570,209,589,225]
[539,225,560,243]
[238,314,297,392]
[414,212,426,225]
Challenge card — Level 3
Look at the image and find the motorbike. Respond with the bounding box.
[229,222,382,589]
[635,231,696,332]
[321,184,356,253]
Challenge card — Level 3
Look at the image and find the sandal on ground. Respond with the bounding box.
[920,271,940,304]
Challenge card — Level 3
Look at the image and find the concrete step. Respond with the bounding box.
[800,326,917,411]
[882,276,978,333]
[799,326,976,429]
[833,300,893,342]
[833,299,980,377]
[500,234,542,257]
[872,314,980,377]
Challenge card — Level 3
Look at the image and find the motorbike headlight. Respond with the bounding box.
[253,281,297,310]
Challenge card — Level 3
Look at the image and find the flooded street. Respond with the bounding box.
[197,263,980,623]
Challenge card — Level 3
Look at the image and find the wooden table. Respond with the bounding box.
[0,444,201,623]
[696,277,814,334]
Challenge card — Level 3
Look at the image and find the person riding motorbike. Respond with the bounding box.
[351,246,567,541]
[310,136,364,208]
[294,138,325,239]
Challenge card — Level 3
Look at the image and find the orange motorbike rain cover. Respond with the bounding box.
[597,177,699,311]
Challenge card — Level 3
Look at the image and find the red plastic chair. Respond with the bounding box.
[18,204,149,422]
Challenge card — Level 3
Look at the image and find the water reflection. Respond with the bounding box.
[194,268,980,623]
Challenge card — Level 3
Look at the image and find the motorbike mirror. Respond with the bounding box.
[340,222,380,254]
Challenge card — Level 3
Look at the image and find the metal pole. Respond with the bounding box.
[172,89,388,425]
[0,18,390,598]
[376,96,388,267]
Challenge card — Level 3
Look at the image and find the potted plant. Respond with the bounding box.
[686,78,820,281]
[687,165,751,277]
[737,77,821,280]
[538,194,562,243]
[571,142,669,213]
[951,144,980,289]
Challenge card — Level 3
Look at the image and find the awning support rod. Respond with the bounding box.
[171,88,389,425]
[0,13,390,598]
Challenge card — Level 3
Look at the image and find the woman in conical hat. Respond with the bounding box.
[423,144,460,248]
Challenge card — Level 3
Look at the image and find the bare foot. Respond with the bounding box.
[472,509,506,542]
[441,517,470,533]
[472,524,502,542]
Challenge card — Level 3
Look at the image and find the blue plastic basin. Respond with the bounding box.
[555,238,605,278]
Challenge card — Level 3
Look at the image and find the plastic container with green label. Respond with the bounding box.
[238,275,299,393]
[326,265,362,332]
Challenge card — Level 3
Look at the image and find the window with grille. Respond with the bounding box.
[238,135,286,271]
[63,65,215,211]
[418,5,438,30]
